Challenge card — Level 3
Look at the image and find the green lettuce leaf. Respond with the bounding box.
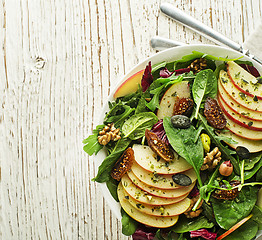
[122,112,158,140]
[93,137,131,183]
[163,117,204,187]
[211,186,258,230]
[192,69,217,119]
[83,125,104,156]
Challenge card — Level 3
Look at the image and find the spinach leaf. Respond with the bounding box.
[202,201,216,223]
[121,208,137,236]
[106,178,119,202]
[172,51,206,70]
[214,62,226,79]
[211,186,258,230]
[221,220,258,240]
[93,138,131,183]
[118,89,144,108]
[244,157,262,180]
[192,69,217,118]
[122,112,158,140]
[146,77,169,93]
[244,152,262,170]
[135,92,147,114]
[256,167,262,182]
[198,114,240,174]
[146,84,166,111]
[163,117,204,187]
[251,205,262,230]
[171,215,214,233]
[83,125,104,156]
[173,51,242,70]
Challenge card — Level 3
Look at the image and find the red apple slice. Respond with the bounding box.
[131,162,197,189]
[227,61,262,99]
[217,130,262,153]
[125,189,191,217]
[218,95,262,131]
[126,170,195,199]
[219,70,262,112]
[117,183,179,228]
[113,69,144,98]
[133,144,192,175]
[218,81,262,121]
[121,174,188,206]
[157,81,191,119]
[225,116,262,140]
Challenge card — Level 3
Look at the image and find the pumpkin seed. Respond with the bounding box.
[172,173,192,186]
[171,115,191,129]
[236,146,250,160]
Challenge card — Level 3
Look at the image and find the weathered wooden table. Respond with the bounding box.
[2,0,261,239]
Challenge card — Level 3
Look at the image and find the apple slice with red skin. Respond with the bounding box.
[132,144,192,175]
[218,70,262,112]
[227,61,262,100]
[217,130,262,153]
[218,81,262,121]
[131,162,197,189]
[157,81,191,119]
[126,170,195,199]
[113,69,144,98]
[218,94,262,131]
[225,116,262,140]
[121,174,188,206]
[117,183,179,228]
[125,189,191,217]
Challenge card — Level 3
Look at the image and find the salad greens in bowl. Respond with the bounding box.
[83,45,262,240]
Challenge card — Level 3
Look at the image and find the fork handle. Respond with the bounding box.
[160,2,242,52]
[150,36,186,51]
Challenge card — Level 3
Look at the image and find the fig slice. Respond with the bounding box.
[204,97,227,129]
[173,97,194,117]
[145,129,174,162]
[111,147,135,181]
[212,180,240,200]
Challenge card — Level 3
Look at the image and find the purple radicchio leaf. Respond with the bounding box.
[239,64,260,77]
[132,228,155,240]
[175,67,191,75]
[151,120,169,145]
[141,62,153,92]
[190,229,217,240]
[160,68,173,78]
[159,67,191,78]
[188,185,200,198]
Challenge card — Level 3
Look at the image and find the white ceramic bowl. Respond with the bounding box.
[93,44,262,238]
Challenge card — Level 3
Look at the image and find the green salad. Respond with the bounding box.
[83,51,262,240]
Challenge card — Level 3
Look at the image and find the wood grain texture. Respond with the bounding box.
[1,0,261,239]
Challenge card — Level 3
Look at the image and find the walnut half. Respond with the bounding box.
[97,123,121,146]
[201,147,222,171]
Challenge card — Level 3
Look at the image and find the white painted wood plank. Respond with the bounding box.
[1,1,260,240]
